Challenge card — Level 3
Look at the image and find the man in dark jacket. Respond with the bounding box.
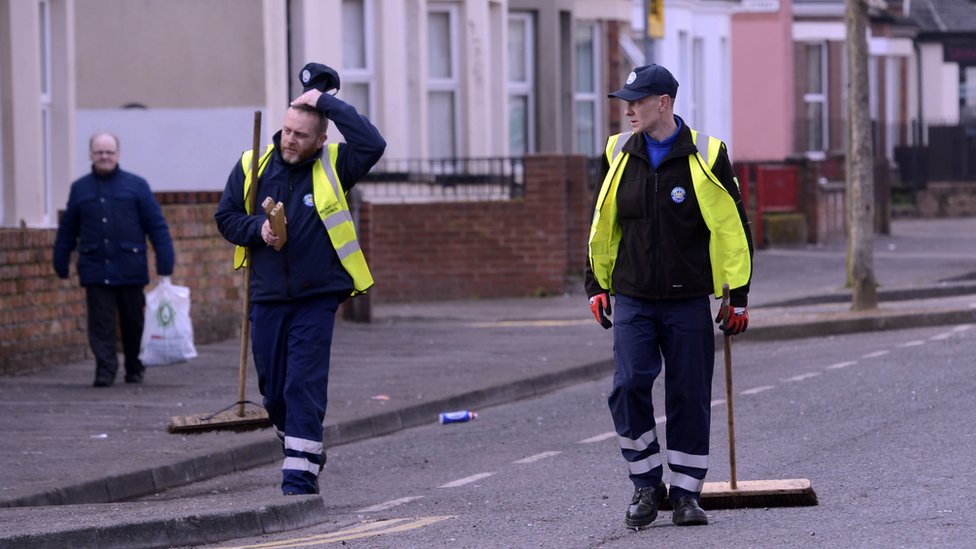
[53,132,175,387]
[215,63,386,496]
[585,64,753,528]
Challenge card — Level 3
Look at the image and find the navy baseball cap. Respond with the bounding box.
[300,62,341,93]
[608,64,679,101]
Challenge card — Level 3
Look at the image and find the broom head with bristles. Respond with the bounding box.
[167,402,271,434]
[659,478,818,510]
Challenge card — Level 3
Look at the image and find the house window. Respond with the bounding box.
[342,0,374,118]
[428,4,460,158]
[803,42,828,154]
[508,12,535,156]
[575,21,600,155]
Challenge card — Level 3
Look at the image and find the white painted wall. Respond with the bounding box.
[74,108,264,191]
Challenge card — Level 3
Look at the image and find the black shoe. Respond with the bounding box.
[671,496,708,526]
[93,379,113,387]
[283,479,320,496]
[124,374,143,384]
[625,483,667,529]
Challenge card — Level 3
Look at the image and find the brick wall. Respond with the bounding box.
[0,199,242,375]
[0,156,592,374]
[362,154,590,303]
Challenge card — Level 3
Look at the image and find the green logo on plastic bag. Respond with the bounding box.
[156,301,176,327]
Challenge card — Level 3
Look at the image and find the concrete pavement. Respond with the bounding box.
[1,217,974,549]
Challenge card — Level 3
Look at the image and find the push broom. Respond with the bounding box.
[663,283,817,509]
[167,111,271,434]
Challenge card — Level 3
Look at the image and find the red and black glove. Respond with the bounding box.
[716,305,749,336]
[589,293,613,329]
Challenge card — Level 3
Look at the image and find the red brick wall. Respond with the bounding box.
[0,156,593,373]
[362,154,590,303]
[0,201,242,375]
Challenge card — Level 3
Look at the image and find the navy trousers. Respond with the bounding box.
[608,294,715,502]
[250,294,339,495]
[85,285,146,385]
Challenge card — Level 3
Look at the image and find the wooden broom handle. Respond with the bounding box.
[237,111,262,417]
[722,283,738,489]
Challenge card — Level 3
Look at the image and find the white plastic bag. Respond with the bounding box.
[139,277,197,366]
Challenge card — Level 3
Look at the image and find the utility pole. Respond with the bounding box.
[845,0,878,310]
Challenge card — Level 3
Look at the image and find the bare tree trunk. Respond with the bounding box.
[846,0,878,310]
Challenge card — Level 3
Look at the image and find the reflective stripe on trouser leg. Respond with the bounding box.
[251,295,338,494]
[282,435,325,479]
[608,294,666,489]
[659,296,715,501]
[280,294,337,493]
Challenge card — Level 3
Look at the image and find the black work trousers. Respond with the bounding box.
[85,285,146,385]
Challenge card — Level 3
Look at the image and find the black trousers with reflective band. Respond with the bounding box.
[85,285,146,383]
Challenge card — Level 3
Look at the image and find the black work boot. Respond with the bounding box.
[625,483,667,529]
[671,495,708,526]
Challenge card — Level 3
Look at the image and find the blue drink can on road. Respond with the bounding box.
[439,410,478,424]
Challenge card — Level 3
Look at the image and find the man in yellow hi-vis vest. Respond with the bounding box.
[585,64,753,528]
[215,63,385,496]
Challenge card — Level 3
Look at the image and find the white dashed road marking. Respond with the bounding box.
[897,340,925,348]
[578,432,616,444]
[513,451,561,464]
[930,332,953,341]
[356,496,425,513]
[826,360,857,370]
[784,372,821,382]
[862,350,891,359]
[740,385,774,395]
[438,472,494,488]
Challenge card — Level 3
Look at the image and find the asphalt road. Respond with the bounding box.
[154,322,976,549]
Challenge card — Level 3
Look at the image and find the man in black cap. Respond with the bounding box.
[584,64,754,528]
[216,62,385,496]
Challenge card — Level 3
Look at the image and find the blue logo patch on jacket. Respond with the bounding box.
[671,186,686,204]
[303,193,315,207]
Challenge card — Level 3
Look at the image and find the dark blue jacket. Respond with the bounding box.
[53,165,175,286]
[214,93,386,302]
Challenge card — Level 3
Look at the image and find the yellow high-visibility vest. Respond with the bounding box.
[233,144,374,295]
[588,129,750,296]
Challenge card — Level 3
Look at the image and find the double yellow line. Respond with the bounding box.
[216,516,454,548]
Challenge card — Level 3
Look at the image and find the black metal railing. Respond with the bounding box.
[358,157,525,202]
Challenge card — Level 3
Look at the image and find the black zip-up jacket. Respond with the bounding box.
[584,119,753,307]
[215,93,386,302]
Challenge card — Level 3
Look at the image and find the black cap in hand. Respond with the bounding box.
[300,62,341,93]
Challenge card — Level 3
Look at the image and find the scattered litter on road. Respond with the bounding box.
[371,394,390,401]
[89,433,108,439]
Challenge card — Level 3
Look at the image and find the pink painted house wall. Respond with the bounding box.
[731,1,795,162]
